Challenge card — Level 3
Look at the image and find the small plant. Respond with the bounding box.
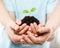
[23,7,37,16]
[21,7,39,26]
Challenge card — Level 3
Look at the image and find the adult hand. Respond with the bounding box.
[6,19,29,44]
[16,19,29,34]
[23,21,54,45]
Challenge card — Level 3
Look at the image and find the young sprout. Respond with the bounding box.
[23,7,37,16]
[23,10,29,14]
[31,7,36,12]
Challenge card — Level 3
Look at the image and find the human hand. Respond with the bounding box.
[6,19,29,44]
[38,24,55,42]
[22,30,49,45]
[29,21,55,42]
[16,19,29,34]
[22,21,55,45]
[21,21,45,45]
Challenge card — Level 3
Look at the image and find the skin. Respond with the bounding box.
[0,0,60,44]
[0,0,29,44]
[22,0,60,45]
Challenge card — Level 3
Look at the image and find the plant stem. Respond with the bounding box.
[28,11,32,16]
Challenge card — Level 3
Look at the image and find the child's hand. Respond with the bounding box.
[38,24,55,42]
[22,21,55,45]
[6,27,23,44]
[21,22,45,45]
[24,29,50,45]
[18,24,29,35]
[29,21,44,34]
[6,19,29,44]
[16,19,29,34]
[29,22,38,33]
[6,19,21,33]
[6,24,29,44]
[22,30,48,45]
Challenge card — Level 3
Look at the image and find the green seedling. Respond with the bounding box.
[23,7,37,16]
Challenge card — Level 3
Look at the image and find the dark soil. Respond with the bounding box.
[21,16,39,26]
[21,16,48,36]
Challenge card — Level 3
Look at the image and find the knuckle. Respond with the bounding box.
[12,36,19,44]
[40,40,45,45]
[48,35,55,41]
[33,39,37,43]
[15,26,20,31]
[20,30,25,34]
[8,35,18,44]
[23,23,27,26]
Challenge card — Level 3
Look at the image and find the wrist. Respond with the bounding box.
[6,20,15,28]
[45,25,55,40]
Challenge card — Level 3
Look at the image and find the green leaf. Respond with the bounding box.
[31,7,36,12]
[23,10,29,14]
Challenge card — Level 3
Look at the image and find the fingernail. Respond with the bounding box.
[30,23,33,25]
[34,34,38,37]
[20,39,24,43]
[27,31,30,34]
[29,27,31,30]
[34,22,36,24]
[24,23,27,25]
[15,26,20,31]
[27,26,29,28]
[18,22,21,25]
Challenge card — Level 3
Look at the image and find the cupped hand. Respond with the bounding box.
[22,21,55,45]
[6,19,29,44]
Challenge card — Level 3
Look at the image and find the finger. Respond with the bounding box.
[38,21,45,28]
[7,28,15,38]
[13,35,23,44]
[16,19,22,26]
[28,28,38,37]
[15,19,22,33]
[37,32,50,44]
[39,21,45,27]
[20,23,27,31]
[23,35,34,44]
[38,24,44,29]
[47,33,55,41]
[34,34,38,37]
[19,26,29,34]
[10,22,20,31]
[28,26,32,32]
[7,28,22,44]
[30,23,36,33]
[38,27,50,33]
[33,22,38,32]
[27,31,37,43]
[35,37,46,45]
[20,39,27,44]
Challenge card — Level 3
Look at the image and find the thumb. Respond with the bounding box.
[11,23,20,31]
[37,27,50,33]
[38,21,45,27]
[6,20,20,33]
[16,19,22,25]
